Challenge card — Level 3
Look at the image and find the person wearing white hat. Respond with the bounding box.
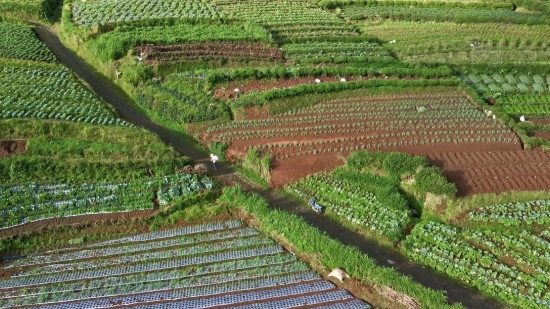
[210,154,219,170]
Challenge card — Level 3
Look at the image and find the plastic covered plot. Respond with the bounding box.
[174,271,322,298]
[26,281,334,309]
[14,236,273,277]
[85,220,242,248]
[0,246,284,289]
[7,226,257,269]
[116,282,342,309]
[10,230,268,276]
[12,269,318,306]
[224,290,354,309]
[26,290,175,309]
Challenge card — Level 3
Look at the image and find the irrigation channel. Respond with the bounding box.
[31,23,503,309]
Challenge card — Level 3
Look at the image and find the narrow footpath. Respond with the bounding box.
[32,24,504,309]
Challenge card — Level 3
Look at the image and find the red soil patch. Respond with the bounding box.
[270,154,345,188]
[244,105,269,120]
[0,140,26,158]
[204,91,527,194]
[527,118,550,125]
[215,75,391,100]
[532,131,550,139]
[426,149,550,196]
[0,208,157,239]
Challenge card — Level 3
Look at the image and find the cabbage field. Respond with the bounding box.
[404,221,550,309]
[282,41,394,64]
[0,22,55,62]
[460,73,550,94]
[0,62,131,126]
[213,0,357,41]
[72,0,225,26]
[0,173,213,229]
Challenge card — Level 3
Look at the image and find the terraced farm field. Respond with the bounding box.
[426,150,550,195]
[0,21,56,62]
[404,221,550,309]
[72,0,225,26]
[204,90,521,188]
[213,0,357,41]
[282,41,394,64]
[0,61,130,126]
[135,42,283,64]
[3,0,550,307]
[362,21,550,64]
[343,5,544,24]
[0,173,213,230]
[0,220,370,309]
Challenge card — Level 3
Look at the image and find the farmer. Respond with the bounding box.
[308,197,322,213]
[312,202,322,214]
[210,154,219,170]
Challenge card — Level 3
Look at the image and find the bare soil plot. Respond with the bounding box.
[136,42,283,64]
[0,140,26,158]
[203,91,522,191]
[426,150,550,196]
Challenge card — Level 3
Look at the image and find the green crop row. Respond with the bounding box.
[0,60,129,126]
[461,73,550,95]
[233,78,460,108]
[344,6,549,25]
[403,221,550,309]
[214,0,356,40]
[135,76,228,123]
[367,21,550,65]
[0,156,193,185]
[0,21,56,62]
[469,200,550,226]
[72,0,224,27]
[283,41,394,64]
[317,0,514,10]
[0,0,59,20]
[204,64,452,87]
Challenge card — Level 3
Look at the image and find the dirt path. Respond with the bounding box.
[31,24,504,309]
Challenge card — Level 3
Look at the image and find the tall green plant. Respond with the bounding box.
[241,149,271,183]
[416,166,457,197]
[382,152,428,178]
[0,156,192,185]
